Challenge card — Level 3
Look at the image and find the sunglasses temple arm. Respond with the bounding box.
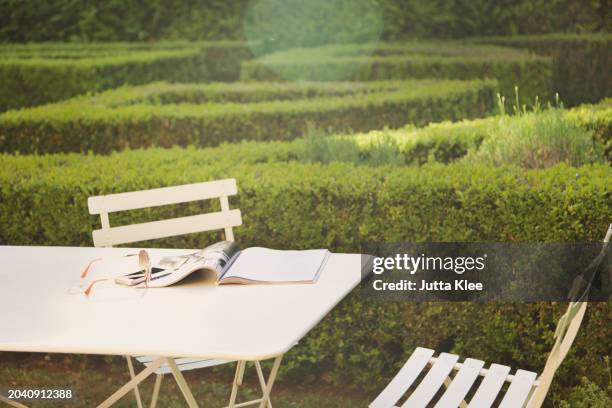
[80,258,103,278]
[83,278,113,296]
[80,253,139,278]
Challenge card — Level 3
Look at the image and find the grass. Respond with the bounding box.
[294,96,609,168]
[0,353,371,407]
[295,126,404,166]
[465,108,604,169]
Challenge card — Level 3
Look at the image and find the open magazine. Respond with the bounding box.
[114,241,330,288]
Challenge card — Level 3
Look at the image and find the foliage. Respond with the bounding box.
[2,98,601,165]
[0,1,608,43]
[0,153,609,248]
[381,0,610,39]
[466,109,605,168]
[243,0,384,57]
[345,99,611,165]
[295,126,361,165]
[0,79,496,153]
[0,42,254,111]
[567,98,612,159]
[240,41,552,103]
[0,0,250,42]
[475,33,612,106]
[557,375,612,408]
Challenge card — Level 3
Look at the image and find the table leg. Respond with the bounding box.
[97,356,164,408]
[237,360,246,385]
[150,374,163,408]
[258,355,283,408]
[0,395,30,408]
[254,361,273,408]
[229,361,246,407]
[222,356,282,408]
[125,355,144,408]
[165,357,199,408]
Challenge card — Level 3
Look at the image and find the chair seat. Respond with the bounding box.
[370,347,538,408]
[135,355,233,375]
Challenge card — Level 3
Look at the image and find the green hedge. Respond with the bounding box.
[0,155,610,401]
[240,42,552,104]
[0,79,496,153]
[564,98,612,160]
[474,34,612,106]
[0,41,253,111]
[350,99,612,164]
[152,99,608,167]
[0,154,608,251]
[0,41,255,82]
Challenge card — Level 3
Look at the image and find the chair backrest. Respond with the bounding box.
[529,223,611,407]
[88,179,242,247]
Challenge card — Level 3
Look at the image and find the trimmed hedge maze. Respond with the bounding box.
[0,79,496,153]
[241,41,552,104]
[2,101,609,248]
[13,98,596,168]
[0,41,253,111]
[46,98,605,169]
[475,33,612,106]
[1,153,610,397]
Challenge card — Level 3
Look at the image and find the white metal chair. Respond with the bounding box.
[88,179,274,408]
[370,225,611,408]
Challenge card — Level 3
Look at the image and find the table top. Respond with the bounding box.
[0,246,362,360]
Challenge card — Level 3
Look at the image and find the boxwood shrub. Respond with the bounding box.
[0,41,253,111]
[240,41,552,104]
[0,154,608,250]
[474,34,612,107]
[349,99,612,165]
[0,156,610,398]
[150,99,608,167]
[0,79,496,153]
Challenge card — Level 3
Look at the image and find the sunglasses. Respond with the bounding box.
[81,250,151,296]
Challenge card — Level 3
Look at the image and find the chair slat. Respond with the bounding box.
[92,209,242,247]
[88,179,237,214]
[498,369,537,408]
[136,356,230,365]
[136,357,231,375]
[402,353,459,408]
[369,348,434,408]
[435,358,484,408]
[467,363,511,407]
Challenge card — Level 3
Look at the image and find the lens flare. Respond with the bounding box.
[243,0,384,81]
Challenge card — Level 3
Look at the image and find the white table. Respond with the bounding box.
[0,246,362,407]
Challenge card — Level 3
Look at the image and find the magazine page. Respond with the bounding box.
[116,241,240,287]
[145,240,241,287]
[220,247,330,284]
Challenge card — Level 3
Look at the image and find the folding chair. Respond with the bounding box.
[370,224,611,408]
[88,179,274,408]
